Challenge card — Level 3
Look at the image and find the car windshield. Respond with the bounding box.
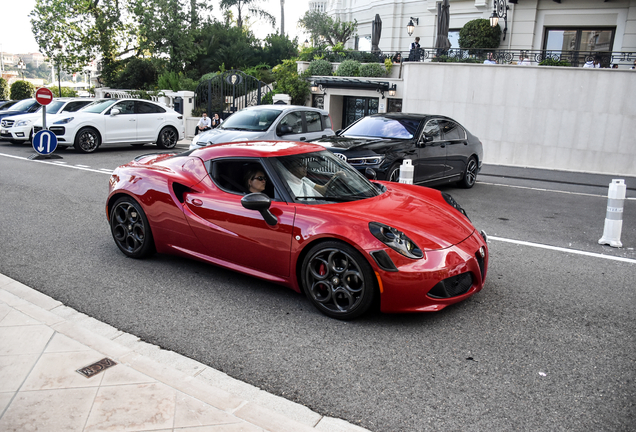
[45,100,66,114]
[220,108,282,132]
[81,99,117,113]
[272,151,380,203]
[343,116,421,139]
[9,99,36,112]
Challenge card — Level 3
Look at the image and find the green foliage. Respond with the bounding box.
[51,87,78,97]
[262,34,298,68]
[458,19,501,53]
[107,58,159,90]
[359,63,385,77]
[307,59,333,76]
[539,58,571,67]
[0,78,9,100]
[200,72,220,82]
[10,81,36,100]
[431,55,482,63]
[335,59,361,77]
[157,71,181,91]
[270,59,310,105]
[128,90,165,100]
[243,64,275,83]
[298,11,357,47]
[384,58,393,76]
[220,0,275,29]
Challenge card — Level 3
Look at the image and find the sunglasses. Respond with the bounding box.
[252,176,267,181]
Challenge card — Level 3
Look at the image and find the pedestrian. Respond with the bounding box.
[483,52,497,65]
[211,113,223,128]
[410,37,420,51]
[195,112,212,135]
[584,56,601,68]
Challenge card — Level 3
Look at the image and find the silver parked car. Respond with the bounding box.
[189,105,334,150]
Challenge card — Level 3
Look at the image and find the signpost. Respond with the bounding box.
[28,87,62,160]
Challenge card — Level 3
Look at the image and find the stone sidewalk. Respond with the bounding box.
[0,273,370,432]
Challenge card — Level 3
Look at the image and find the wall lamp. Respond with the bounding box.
[388,84,396,97]
[311,82,326,95]
[406,17,419,37]
[490,0,510,40]
[303,39,310,48]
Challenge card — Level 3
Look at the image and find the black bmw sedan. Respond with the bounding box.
[312,113,483,188]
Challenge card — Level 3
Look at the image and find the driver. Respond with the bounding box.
[281,158,344,198]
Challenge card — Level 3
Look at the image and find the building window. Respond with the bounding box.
[387,99,402,113]
[543,27,615,66]
[343,97,378,128]
[448,30,460,49]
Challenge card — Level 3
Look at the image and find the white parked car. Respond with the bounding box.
[0,98,92,144]
[188,105,334,151]
[32,98,185,153]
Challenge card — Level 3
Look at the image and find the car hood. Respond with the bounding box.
[195,128,268,145]
[316,183,476,251]
[313,136,406,152]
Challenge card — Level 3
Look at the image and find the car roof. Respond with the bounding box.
[367,113,459,122]
[190,140,327,160]
[239,105,328,114]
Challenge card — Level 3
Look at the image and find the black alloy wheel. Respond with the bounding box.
[74,127,101,153]
[301,241,376,320]
[157,127,177,149]
[458,156,478,188]
[110,197,155,258]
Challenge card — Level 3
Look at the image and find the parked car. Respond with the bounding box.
[188,105,334,150]
[107,141,488,320]
[0,98,92,144]
[32,98,185,153]
[0,99,40,123]
[312,113,483,188]
[0,100,18,111]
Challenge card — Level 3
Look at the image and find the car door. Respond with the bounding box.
[440,119,469,180]
[136,101,166,142]
[103,100,136,143]
[275,110,306,141]
[414,119,447,183]
[181,159,296,278]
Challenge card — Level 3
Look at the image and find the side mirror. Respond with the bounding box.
[364,167,377,180]
[335,129,343,135]
[241,193,278,226]
[278,125,293,135]
[110,108,120,116]
[419,135,434,147]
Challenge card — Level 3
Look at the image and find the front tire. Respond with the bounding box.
[458,156,478,188]
[110,197,155,258]
[157,127,178,149]
[74,127,101,153]
[301,241,376,320]
[386,162,401,182]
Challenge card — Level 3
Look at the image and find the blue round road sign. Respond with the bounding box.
[32,130,58,155]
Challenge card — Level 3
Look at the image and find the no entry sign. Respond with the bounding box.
[35,87,54,106]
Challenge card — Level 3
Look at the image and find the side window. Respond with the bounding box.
[137,101,165,114]
[210,160,276,199]
[440,120,465,140]
[422,119,442,141]
[305,111,322,132]
[111,100,135,115]
[64,101,90,112]
[278,112,303,135]
[322,114,332,130]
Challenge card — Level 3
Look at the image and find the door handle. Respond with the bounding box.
[299,137,306,141]
[190,198,203,207]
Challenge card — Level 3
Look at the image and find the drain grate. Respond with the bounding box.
[76,358,117,378]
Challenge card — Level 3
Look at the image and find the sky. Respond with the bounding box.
[0,0,311,55]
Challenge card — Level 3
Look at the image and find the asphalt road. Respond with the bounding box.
[0,141,634,431]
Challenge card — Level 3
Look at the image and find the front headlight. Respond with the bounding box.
[369,222,423,259]
[16,120,31,127]
[54,117,74,124]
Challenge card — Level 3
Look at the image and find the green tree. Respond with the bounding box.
[262,34,298,67]
[458,19,501,53]
[0,78,9,100]
[219,0,275,29]
[51,87,79,97]
[109,58,159,89]
[298,11,357,47]
[268,59,310,105]
[10,81,36,100]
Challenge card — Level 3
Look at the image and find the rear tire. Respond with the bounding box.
[157,127,178,149]
[458,157,478,189]
[74,127,101,153]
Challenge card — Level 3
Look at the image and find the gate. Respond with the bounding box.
[194,70,274,119]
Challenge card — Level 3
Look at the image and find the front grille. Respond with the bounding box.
[427,272,473,299]
[1,119,14,128]
[33,126,43,133]
[49,126,65,136]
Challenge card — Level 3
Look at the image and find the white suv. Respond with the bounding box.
[0,98,92,144]
[32,98,185,153]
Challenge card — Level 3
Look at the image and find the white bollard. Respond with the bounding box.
[399,159,414,184]
[598,179,626,248]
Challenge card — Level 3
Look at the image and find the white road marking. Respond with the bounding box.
[477,181,636,201]
[0,153,111,175]
[75,164,90,168]
[489,236,636,264]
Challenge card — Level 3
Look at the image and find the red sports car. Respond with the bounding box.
[106,141,488,319]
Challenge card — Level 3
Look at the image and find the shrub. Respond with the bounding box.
[51,87,78,97]
[539,58,571,67]
[384,58,393,76]
[359,63,385,77]
[308,59,333,76]
[335,59,361,77]
[10,80,35,100]
[459,19,501,53]
[431,55,482,63]
[0,77,9,100]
